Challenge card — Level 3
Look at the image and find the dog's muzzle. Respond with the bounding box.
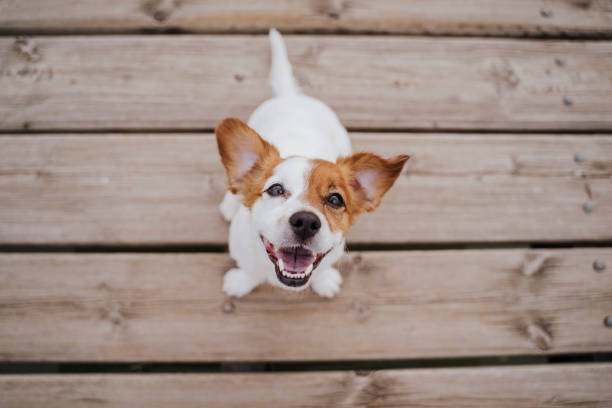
[261,236,329,287]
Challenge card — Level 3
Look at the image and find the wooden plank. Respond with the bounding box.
[2,364,612,407]
[1,36,611,131]
[0,0,611,37]
[0,249,610,361]
[1,134,610,245]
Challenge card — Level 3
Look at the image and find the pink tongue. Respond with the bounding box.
[277,247,315,272]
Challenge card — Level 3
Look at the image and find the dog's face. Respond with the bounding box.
[216,118,409,290]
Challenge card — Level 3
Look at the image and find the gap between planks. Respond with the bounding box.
[2,240,612,254]
[1,0,611,38]
[4,128,612,136]
[0,353,611,374]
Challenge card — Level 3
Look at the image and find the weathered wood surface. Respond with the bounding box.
[1,134,610,245]
[1,36,611,131]
[1,249,610,361]
[1,0,611,37]
[2,364,612,407]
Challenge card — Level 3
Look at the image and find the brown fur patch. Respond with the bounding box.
[305,160,354,235]
[240,154,283,209]
[337,152,409,214]
[215,118,282,209]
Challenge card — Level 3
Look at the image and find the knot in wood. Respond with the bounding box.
[313,0,346,19]
[521,253,551,277]
[101,302,126,327]
[352,301,371,322]
[13,37,41,62]
[222,300,235,313]
[142,0,180,23]
[527,322,552,350]
[540,8,553,17]
[108,310,123,326]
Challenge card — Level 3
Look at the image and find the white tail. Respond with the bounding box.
[268,28,300,96]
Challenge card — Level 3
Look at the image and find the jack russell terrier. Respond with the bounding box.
[216,29,409,298]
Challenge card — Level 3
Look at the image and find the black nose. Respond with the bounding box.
[289,211,321,240]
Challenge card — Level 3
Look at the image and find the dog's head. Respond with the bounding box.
[216,118,409,290]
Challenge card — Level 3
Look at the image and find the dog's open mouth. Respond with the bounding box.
[261,236,328,287]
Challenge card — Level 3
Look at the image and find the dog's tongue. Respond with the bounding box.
[278,247,315,272]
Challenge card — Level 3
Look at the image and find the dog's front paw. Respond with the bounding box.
[223,268,259,297]
[311,267,343,298]
[219,191,241,222]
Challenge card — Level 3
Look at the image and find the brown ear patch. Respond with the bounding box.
[337,152,409,215]
[305,160,353,235]
[215,118,282,208]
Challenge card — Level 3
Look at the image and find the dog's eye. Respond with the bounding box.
[325,193,345,209]
[266,183,285,197]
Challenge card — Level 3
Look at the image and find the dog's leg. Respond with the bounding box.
[219,191,241,222]
[222,267,264,297]
[311,267,343,298]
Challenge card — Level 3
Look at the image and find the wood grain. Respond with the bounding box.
[0,0,611,37]
[1,36,611,131]
[1,364,612,407]
[1,134,610,245]
[0,249,610,361]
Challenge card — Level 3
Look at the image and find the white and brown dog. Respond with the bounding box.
[216,29,408,298]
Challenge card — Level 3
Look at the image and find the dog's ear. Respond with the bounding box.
[216,118,280,194]
[338,152,409,216]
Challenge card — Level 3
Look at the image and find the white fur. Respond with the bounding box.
[222,29,351,298]
[268,28,300,96]
[219,191,241,222]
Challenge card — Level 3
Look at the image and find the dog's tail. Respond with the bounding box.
[269,28,300,96]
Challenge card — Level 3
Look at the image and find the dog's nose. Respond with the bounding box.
[289,211,321,240]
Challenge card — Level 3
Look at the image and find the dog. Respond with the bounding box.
[215,29,409,298]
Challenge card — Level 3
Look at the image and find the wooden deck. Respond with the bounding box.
[1,1,611,407]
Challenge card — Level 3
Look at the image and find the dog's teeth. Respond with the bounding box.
[305,264,313,276]
[277,258,284,272]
